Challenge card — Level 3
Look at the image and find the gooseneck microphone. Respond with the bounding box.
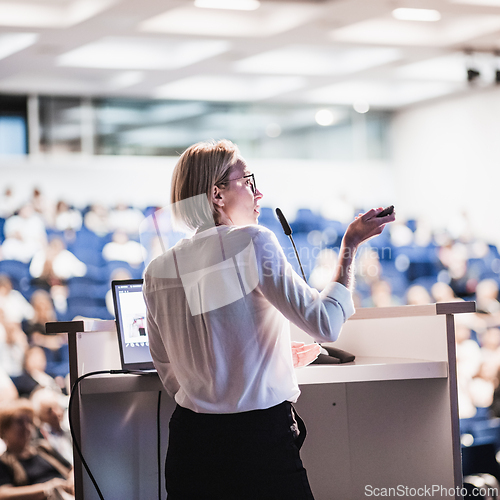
[275,208,307,283]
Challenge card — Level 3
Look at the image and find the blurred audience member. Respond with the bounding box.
[31,390,72,466]
[475,279,500,318]
[105,268,132,316]
[438,241,474,298]
[51,201,82,233]
[23,290,57,346]
[0,398,74,499]
[388,221,413,247]
[431,282,461,303]
[30,237,87,290]
[0,230,39,263]
[83,203,109,236]
[30,187,52,225]
[108,203,144,235]
[455,321,482,419]
[470,361,497,410]
[11,347,63,398]
[0,369,18,404]
[0,187,18,219]
[0,275,34,324]
[0,310,27,378]
[23,291,69,382]
[309,249,338,291]
[364,279,400,308]
[3,204,47,254]
[102,230,146,267]
[405,284,432,305]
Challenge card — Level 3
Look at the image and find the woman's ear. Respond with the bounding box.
[212,185,224,208]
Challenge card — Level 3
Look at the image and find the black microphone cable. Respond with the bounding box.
[275,208,307,283]
[68,369,164,500]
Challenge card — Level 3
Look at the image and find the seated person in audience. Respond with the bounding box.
[30,188,52,227]
[23,290,57,347]
[475,279,500,325]
[105,268,132,316]
[3,204,47,255]
[24,303,69,384]
[470,361,497,410]
[0,275,34,325]
[354,248,382,298]
[0,187,17,219]
[29,237,87,291]
[479,327,500,365]
[0,369,18,405]
[31,390,72,466]
[83,203,109,236]
[0,399,74,500]
[102,230,146,267]
[405,284,432,305]
[430,281,461,303]
[51,201,82,233]
[455,321,482,419]
[309,248,338,291]
[0,229,39,263]
[11,347,63,398]
[108,202,144,235]
[0,309,27,378]
[24,291,68,382]
[363,279,401,308]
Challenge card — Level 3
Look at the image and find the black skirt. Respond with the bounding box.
[165,401,315,500]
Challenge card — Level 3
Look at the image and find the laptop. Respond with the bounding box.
[111,278,155,371]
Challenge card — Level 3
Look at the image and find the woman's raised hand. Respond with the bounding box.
[343,207,396,250]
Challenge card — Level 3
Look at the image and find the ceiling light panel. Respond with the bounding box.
[234,45,402,75]
[58,37,230,69]
[331,14,500,47]
[139,3,320,37]
[0,33,38,60]
[305,80,462,108]
[155,75,306,101]
[0,0,117,28]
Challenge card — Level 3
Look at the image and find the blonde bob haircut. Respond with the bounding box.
[171,139,240,230]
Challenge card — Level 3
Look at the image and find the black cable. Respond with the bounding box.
[69,369,163,500]
[157,390,162,500]
[69,370,125,500]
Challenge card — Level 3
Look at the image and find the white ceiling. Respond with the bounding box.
[1,0,500,109]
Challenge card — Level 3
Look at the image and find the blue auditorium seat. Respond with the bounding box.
[0,260,31,293]
[289,208,324,234]
[0,217,5,244]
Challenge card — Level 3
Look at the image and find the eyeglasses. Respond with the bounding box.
[224,174,257,195]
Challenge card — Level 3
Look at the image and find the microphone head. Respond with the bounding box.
[275,208,292,236]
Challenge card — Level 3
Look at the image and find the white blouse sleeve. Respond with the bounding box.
[253,227,355,343]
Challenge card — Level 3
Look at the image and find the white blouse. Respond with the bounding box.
[144,224,355,414]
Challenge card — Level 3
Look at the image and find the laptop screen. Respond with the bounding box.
[111,279,155,371]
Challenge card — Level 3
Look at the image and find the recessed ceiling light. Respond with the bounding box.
[315,109,335,126]
[58,37,229,69]
[194,0,260,11]
[392,8,441,22]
